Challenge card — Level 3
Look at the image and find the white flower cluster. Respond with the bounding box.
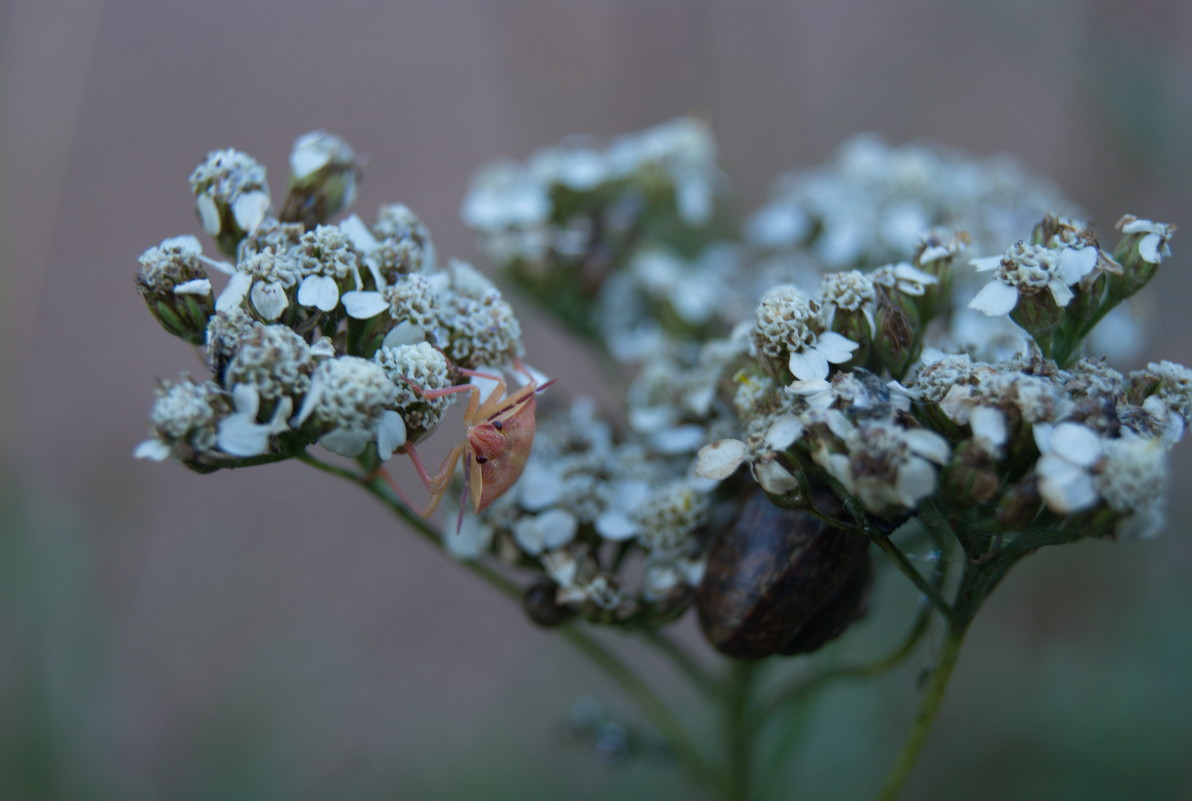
[136,133,529,472]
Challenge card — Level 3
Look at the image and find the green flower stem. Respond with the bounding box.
[876,620,968,801]
[725,660,760,801]
[872,535,954,622]
[754,584,939,797]
[299,451,726,797]
[562,626,728,796]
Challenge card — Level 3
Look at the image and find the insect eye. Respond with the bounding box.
[493,420,504,431]
[475,455,488,464]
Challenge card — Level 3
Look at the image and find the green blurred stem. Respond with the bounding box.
[725,660,760,801]
[298,451,726,796]
[872,535,953,623]
[875,621,968,801]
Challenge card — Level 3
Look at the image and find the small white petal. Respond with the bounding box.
[173,278,212,296]
[537,508,579,550]
[755,458,799,495]
[291,141,331,179]
[595,511,638,541]
[196,193,221,235]
[339,214,380,253]
[765,414,804,450]
[319,428,369,457]
[232,191,270,233]
[1050,422,1103,468]
[1037,454,1099,513]
[1138,232,1161,264]
[298,274,341,311]
[1059,247,1098,284]
[968,280,1019,317]
[695,439,748,480]
[816,331,861,362]
[969,406,1007,450]
[382,321,425,348]
[904,429,951,465]
[518,465,562,510]
[970,256,1003,272]
[161,235,204,254]
[250,281,289,321]
[1048,280,1074,308]
[215,271,252,312]
[133,439,171,461]
[218,410,271,457]
[789,348,830,381]
[341,290,389,319]
[375,411,407,460]
[895,456,937,507]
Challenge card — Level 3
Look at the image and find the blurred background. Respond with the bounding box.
[2,1,1191,799]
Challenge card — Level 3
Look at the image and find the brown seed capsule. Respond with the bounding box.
[696,488,872,659]
[522,579,576,628]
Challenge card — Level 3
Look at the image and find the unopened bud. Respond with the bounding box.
[280,131,360,229]
[135,236,215,344]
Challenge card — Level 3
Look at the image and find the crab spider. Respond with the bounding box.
[384,364,554,523]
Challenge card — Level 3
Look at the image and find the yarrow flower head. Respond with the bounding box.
[968,241,1096,318]
[292,356,406,459]
[189,148,271,256]
[752,284,859,382]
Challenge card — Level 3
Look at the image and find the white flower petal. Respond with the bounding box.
[341,290,389,319]
[1037,454,1099,513]
[755,458,799,495]
[298,275,340,311]
[789,348,830,381]
[376,410,407,460]
[319,428,369,457]
[695,439,748,480]
[518,464,562,510]
[538,509,579,550]
[382,321,425,348]
[161,235,204,254]
[765,414,804,450]
[250,281,289,321]
[970,256,1003,272]
[968,280,1019,317]
[1050,422,1103,468]
[1048,280,1074,308]
[232,191,270,233]
[904,429,951,465]
[215,270,252,313]
[196,193,221,235]
[969,406,1007,450]
[816,331,861,363]
[895,456,937,507]
[1059,247,1097,284]
[133,439,171,461]
[173,278,212,296]
[339,214,380,253]
[1138,232,1161,264]
[595,511,638,541]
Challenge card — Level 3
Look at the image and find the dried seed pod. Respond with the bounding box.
[523,578,575,627]
[696,488,872,659]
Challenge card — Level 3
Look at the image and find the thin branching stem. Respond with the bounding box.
[636,628,721,700]
[298,450,727,797]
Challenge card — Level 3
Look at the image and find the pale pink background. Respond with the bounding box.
[3,1,1191,798]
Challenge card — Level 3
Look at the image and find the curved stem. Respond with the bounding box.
[872,535,953,623]
[299,451,726,796]
[876,622,968,801]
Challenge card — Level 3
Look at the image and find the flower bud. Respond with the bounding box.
[189,149,271,256]
[280,131,360,229]
[135,236,215,344]
[1108,215,1175,300]
[870,288,919,378]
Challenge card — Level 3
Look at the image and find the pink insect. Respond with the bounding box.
[383,364,554,525]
